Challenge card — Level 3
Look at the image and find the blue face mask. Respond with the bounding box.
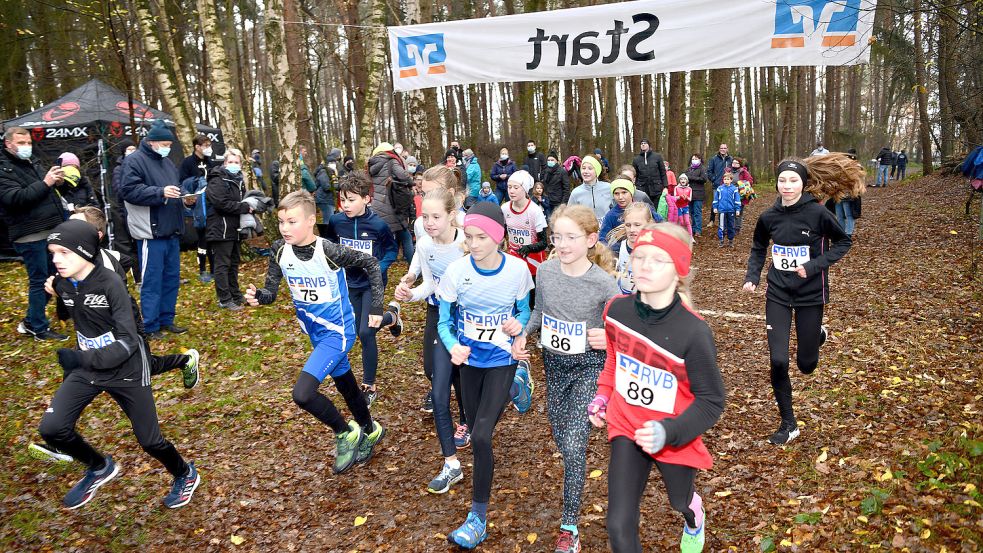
[547,160,557,168]
[15,145,32,160]
[226,164,241,174]
[155,146,171,158]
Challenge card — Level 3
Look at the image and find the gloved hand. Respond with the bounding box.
[516,245,532,257]
[56,348,82,372]
[587,395,608,427]
[634,420,667,454]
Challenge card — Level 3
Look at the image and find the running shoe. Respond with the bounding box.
[454,424,471,449]
[198,272,214,284]
[182,349,200,389]
[162,462,200,509]
[28,442,73,463]
[16,321,28,335]
[819,325,829,347]
[63,456,119,510]
[554,529,581,553]
[427,462,463,494]
[387,302,403,337]
[680,508,706,553]
[333,421,362,474]
[362,385,377,408]
[768,420,800,446]
[356,420,386,464]
[34,329,69,342]
[447,512,488,549]
[512,361,534,414]
[421,392,434,413]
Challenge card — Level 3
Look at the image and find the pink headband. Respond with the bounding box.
[463,214,505,243]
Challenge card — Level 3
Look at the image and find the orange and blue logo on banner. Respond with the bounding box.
[396,34,447,78]
[771,0,861,48]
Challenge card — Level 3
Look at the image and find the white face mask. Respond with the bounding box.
[15,145,32,160]
[328,162,337,170]
[155,146,171,158]
[527,146,535,154]
[202,147,213,157]
[394,146,403,155]
[500,154,508,161]
[407,164,417,173]
[226,163,241,174]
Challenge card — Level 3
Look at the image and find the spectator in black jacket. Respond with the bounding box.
[540,150,570,218]
[178,135,218,184]
[525,140,548,182]
[684,154,711,239]
[314,148,342,221]
[895,150,908,180]
[270,160,281,206]
[0,127,69,341]
[632,139,668,199]
[205,148,252,310]
[54,152,97,212]
[110,143,140,284]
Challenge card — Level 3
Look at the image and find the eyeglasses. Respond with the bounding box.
[549,234,586,245]
[632,255,674,269]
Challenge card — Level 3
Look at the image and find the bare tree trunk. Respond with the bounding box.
[356,0,387,161]
[667,72,684,167]
[264,0,299,191]
[133,0,198,148]
[282,0,312,150]
[708,69,733,150]
[912,0,933,174]
[688,70,707,157]
[198,0,245,151]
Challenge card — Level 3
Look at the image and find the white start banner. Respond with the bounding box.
[388,0,876,91]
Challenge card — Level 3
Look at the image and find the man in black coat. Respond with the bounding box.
[0,127,69,341]
[632,138,668,199]
[525,140,548,182]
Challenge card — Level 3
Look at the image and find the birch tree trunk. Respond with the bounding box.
[197,0,245,151]
[134,0,198,148]
[356,0,387,161]
[264,0,299,192]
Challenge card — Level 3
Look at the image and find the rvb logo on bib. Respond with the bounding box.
[615,352,677,413]
[771,0,862,49]
[77,331,116,351]
[397,34,447,78]
[340,237,373,255]
[771,244,811,271]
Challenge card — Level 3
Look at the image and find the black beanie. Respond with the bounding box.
[146,120,175,142]
[548,150,559,160]
[47,220,100,263]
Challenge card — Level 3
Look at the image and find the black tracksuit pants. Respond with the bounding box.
[38,374,188,477]
[765,300,824,423]
[209,240,243,305]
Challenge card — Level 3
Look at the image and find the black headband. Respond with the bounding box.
[776,160,809,183]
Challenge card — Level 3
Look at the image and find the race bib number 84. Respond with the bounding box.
[771,244,810,271]
[615,352,677,413]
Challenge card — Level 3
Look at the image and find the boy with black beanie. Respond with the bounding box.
[37,219,200,510]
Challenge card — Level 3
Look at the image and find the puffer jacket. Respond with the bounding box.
[368,152,413,232]
[204,166,250,242]
[0,149,64,241]
[118,140,183,240]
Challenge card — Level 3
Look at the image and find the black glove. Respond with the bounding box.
[517,246,532,257]
[56,348,82,372]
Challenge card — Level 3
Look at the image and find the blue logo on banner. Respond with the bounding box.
[397,34,447,78]
[772,0,861,48]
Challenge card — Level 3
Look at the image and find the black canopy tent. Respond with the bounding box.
[1,79,224,250]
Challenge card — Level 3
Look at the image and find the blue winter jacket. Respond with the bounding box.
[707,153,733,189]
[961,146,983,180]
[325,207,398,290]
[712,183,742,213]
[490,159,517,198]
[119,140,184,240]
[464,156,482,198]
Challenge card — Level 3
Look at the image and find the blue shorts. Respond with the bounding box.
[302,334,354,382]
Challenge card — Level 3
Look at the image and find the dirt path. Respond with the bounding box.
[0,175,980,552]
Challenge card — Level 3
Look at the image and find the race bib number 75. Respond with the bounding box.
[771,244,810,271]
[615,352,677,413]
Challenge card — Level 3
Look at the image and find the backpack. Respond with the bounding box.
[385,159,416,225]
[181,176,208,229]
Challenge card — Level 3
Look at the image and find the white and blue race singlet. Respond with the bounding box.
[616,240,635,295]
[418,231,466,306]
[438,252,534,368]
[279,237,356,347]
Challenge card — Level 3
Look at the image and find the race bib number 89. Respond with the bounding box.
[541,314,586,354]
[462,310,510,346]
[615,352,677,413]
[771,244,810,271]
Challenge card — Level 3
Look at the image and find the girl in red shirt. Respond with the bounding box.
[588,223,725,553]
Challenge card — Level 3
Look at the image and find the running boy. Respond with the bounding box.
[325,171,402,405]
[245,190,386,474]
[712,173,741,247]
[38,219,200,509]
[600,178,638,244]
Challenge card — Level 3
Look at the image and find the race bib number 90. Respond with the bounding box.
[462,310,511,346]
[507,227,532,247]
[771,244,810,271]
[541,314,586,354]
[340,237,374,255]
[287,275,333,304]
[615,352,678,413]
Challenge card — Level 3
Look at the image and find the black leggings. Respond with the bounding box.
[460,363,516,504]
[427,305,466,457]
[150,353,189,376]
[292,371,372,434]
[765,300,824,423]
[607,437,697,553]
[39,374,188,477]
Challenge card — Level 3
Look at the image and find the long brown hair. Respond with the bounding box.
[782,152,866,201]
[548,204,617,275]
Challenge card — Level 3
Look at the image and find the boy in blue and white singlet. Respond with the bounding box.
[245,190,386,475]
[324,172,402,405]
[436,202,534,549]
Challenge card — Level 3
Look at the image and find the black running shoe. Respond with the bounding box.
[768,420,800,445]
[34,329,69,342]
[387,302,403,337]
[162,324,188,334]
[421,392,434,413]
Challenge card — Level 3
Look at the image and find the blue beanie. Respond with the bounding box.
[146,120,175,141]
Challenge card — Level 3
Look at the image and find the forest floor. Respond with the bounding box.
[0,173,980,552]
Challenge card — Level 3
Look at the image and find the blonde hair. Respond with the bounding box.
[606,202,655,245]
[548,204,616,275]
[73,205,107,235]
[619,164,637,182]
[278,190,316,216]
[422,187,459,227]
[635,222,696,308]
[423,165,465,209]
[790,152,867,201]
[224,147,243,164]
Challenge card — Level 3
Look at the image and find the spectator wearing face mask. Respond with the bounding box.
[179,135,218,184]
[684,154,710,239]
[463,149,482,200]
[118,120,189,339]
[490,148,517,203]
[205,148,253,310]
[180,135,217,284]
[525,140,548,182]
[540,150,570,219]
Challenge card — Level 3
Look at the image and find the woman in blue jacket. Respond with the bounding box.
[489,148,517,202]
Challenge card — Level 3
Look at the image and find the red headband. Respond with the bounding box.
[633,229,692,277]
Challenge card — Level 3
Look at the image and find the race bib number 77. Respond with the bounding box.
[462,310,511,346]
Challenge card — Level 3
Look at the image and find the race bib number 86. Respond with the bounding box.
[615,352,677,413]
[771,244,810,271]
[541,314,586,354]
